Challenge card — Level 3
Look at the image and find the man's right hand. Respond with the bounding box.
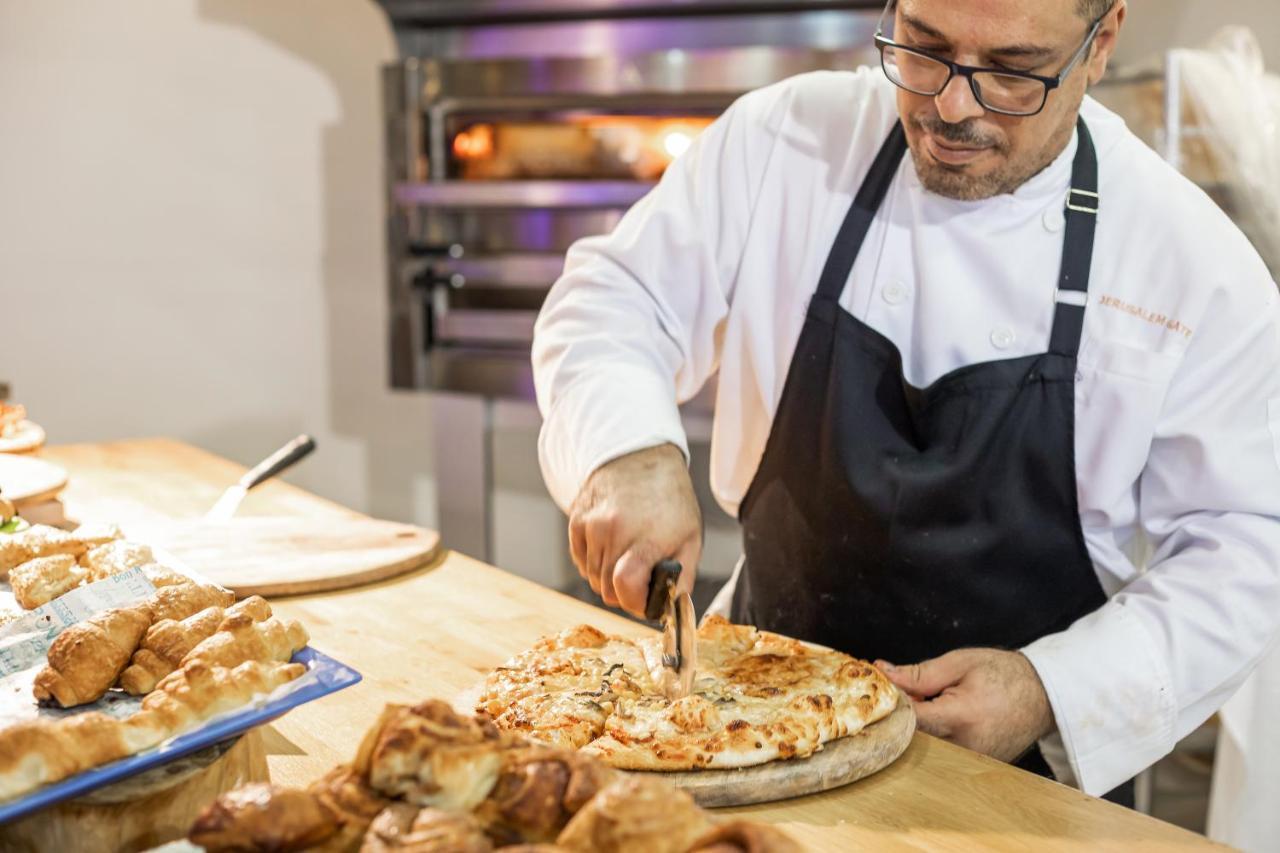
[568,443,702,617]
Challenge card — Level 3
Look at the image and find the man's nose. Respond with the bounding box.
[935,74,986,124]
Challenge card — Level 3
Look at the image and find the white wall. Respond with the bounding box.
[1,0,1276,594]
[0,0,582,589]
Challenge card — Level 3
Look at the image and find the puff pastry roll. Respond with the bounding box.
[119,596,273,695]
[32,607,152,707]
[9,554,96,610]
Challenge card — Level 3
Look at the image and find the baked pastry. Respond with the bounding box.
[0,526,87,575]
[686,822,803,853]
[555,776,711,853]
[135,658,306,737]
[65,522,124,549]
[32,607,153,707]
[0,710,160,801]
[473,746,614,846]
[188,782,342,852]
[360,805,494,852]
[119,596,274,695]
[141,562,195,588]
[310,766,398,852]
[80,539,154,578]
[177,611,308,672]
[142,581,234,623]
[7,542,199,610]
[189,699,800,853]
[9,554,96,609]
[364,701,507,812]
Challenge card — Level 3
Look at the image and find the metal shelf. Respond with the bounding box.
[393,180,655,209]
[379,0,881,27]
[407,252,566,289]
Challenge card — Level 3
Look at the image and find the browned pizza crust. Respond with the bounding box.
[478,615,899,772]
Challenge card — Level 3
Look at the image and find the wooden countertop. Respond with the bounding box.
[40,438,1223,852]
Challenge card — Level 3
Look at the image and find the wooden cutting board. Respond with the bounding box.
[129,516,443,598]
[632,694,916,808]
[0,454,68,507]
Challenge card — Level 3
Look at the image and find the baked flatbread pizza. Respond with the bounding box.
[476,615,898,771]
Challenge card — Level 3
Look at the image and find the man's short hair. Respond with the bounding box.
[1078,0,1113,21]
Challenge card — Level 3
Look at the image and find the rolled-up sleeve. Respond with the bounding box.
[532,85,787,510]
[1024,276,1280,796]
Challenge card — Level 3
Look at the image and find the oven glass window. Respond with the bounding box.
[449,115,716,181]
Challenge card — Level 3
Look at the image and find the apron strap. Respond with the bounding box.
[814,122,908,303]
[813,117,1100,360]
[1048,118,1100,358]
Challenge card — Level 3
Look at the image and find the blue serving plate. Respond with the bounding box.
[0,646,360,824]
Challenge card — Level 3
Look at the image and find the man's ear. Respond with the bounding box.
[1088,1,1127,86]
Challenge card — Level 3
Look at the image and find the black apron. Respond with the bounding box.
[732,119,1132,804]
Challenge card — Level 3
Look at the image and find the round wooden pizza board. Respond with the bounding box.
[0,454,67,508]
[454,683,915,809]
[630,693,916,808]
[0,421,47,454]
[127,516,443,597]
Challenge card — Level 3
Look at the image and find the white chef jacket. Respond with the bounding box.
[532,67,1280,796]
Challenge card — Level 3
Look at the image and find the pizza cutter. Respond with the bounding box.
[644,559,698,699]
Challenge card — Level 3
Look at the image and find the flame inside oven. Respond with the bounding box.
[450,115,715,181]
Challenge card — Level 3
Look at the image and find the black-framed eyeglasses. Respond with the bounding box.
[874,0,1111,117]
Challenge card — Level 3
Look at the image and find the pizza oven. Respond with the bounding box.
[377,1,881,560]
[381,0,883,398]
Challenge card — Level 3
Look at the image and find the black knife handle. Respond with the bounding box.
[239,434,317,491]
[644,559,682,622]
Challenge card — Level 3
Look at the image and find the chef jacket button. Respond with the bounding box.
[1043,205,1066,232]
[882,280,910,305]
[990,326,1016,350]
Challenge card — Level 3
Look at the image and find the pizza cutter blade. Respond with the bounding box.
[644,559,698,699]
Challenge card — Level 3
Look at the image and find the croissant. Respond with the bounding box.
[0,526,86,576]
[9,554,97,610]
[33,607,153,707]
[142,581,234,623]
[135,658,306,737]
[188,782,343,853]
[141,562,195,589]
[555,776,711,853]
[187,767,394,853]
[364,700,507,812]
[1,660,303,803]
[80,539,155,578]
[473,746,615,846]
[361,805,494,853]
[119,596,274,695]
[687,821,804,853]
[0,710,159,802]
[310,766,398,853]
[176,612,307,674]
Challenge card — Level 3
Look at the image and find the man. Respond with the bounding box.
[532,0,1280,803]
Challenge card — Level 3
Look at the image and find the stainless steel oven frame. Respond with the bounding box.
[381,1,882,560]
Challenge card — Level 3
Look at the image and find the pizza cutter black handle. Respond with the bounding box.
[239,434,317,490]
[644,559,682,622]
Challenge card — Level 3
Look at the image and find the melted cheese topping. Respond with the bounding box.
[479,616,898,771]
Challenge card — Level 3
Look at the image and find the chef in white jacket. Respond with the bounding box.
[532,0,1280,805]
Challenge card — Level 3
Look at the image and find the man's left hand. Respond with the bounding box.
[874,648,1056,763]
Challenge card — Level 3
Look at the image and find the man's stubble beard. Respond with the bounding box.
[907,112,1080,202]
